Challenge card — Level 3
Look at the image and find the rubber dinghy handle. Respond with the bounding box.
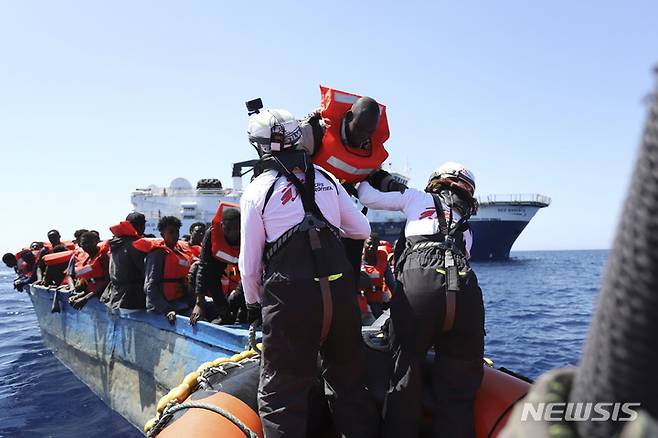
[570,71,658,437]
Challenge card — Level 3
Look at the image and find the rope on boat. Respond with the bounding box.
[143,345,262,436]
[146,401,259,438]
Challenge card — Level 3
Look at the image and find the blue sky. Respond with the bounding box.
[1,1,656,252]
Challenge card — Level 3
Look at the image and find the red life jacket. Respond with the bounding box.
[313,86,390,183]
[190,245,202,258]
[15,251,36,277]
[144,240,195,302]
[110,221,139,237]
[361,249,389,303]
[74,244,110,293]
[42,250,74,286]
[42,250,74,266]
[211,202,240,264]
[357,292,370,316]
[220,263,241,296]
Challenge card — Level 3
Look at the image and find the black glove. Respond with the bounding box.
[214,307,236,325]
[367,169,407,193]
[246,302,262,326]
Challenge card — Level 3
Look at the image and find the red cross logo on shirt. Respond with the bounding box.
[419,207,436,220]
[281,181,302,205]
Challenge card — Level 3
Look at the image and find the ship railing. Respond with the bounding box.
[476,193,551,206]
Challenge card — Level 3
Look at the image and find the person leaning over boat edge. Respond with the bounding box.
[358,163,484,438]
[239,107,378,438]
[189,207,241,326]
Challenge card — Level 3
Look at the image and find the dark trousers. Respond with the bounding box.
[259,273,378,438]
[383,258,485,438]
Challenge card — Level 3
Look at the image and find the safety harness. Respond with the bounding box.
[399,192,472,332]
[260,151,343,342]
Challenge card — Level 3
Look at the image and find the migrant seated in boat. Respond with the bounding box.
[143,216,196,324]
[100,212,148,310]
[68,231,110,310]
[190,205,241,326]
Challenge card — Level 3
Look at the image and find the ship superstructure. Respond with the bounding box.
[131,165,549,260]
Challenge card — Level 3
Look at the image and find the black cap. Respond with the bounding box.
[125,212,146,224]
[47,229,60,237]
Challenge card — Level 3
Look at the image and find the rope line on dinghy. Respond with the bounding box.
[143,345,262,436]
[146,401,260,438]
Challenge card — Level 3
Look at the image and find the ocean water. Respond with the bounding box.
[0,250,607,437]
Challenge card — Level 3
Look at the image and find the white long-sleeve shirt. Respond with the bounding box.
[357,182,472,255]
[239,166,371,304]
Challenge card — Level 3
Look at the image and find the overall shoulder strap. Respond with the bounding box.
[262,171,282,215]
[430,193,449,236]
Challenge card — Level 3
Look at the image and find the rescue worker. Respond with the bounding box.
[189,205,240,325]
[143,216,196,324]
[357,162,484,438]
[361,233,396,318]
[240,108,377,438]
[68,231,110,310]
[100,212,148,310]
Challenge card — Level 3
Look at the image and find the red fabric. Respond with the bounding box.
[220,263,241,296]
[361,249,389,303]
[74,248,110,293]
[211,202,240,263]
[110,221,139,237]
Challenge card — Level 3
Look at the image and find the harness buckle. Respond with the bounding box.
[444,249,455,268]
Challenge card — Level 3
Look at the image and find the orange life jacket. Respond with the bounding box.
[361,249,389,303]
[211,202,240,264]
[74,244,110,293]
[190,244,202,258]
[313,86,390,183]
[221,263,241,296]
[110,221,140,237]
[42,250,74,266]
[145,240,195,302]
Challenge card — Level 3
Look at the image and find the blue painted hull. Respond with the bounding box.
[26,285,253,431]
[371,220,530,261]
[468,220,529,260]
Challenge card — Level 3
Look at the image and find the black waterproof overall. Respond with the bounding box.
[383,194,484,438]
[258,156,377,438]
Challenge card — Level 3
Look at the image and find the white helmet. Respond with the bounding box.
[427,161,476,196]
[247,109,302,154]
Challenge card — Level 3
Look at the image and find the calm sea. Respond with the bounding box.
[0,250,607,437]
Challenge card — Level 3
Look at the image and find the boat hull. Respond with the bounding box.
[27,285,251,431]
[469,220,530,260]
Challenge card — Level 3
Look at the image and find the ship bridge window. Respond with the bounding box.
[180,202,197,220]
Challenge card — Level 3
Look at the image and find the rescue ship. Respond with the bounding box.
[131,162,550,261]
